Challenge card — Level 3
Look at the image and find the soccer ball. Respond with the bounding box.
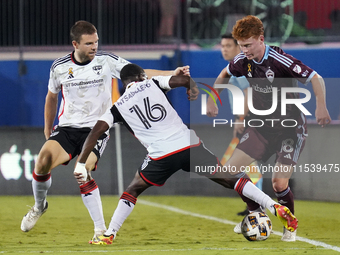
[241,212,272,241]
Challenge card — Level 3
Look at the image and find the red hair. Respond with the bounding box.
[232,15,264,41]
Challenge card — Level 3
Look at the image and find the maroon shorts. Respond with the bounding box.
[236,126,306,165]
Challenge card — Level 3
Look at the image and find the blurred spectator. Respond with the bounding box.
[159,0,178,43]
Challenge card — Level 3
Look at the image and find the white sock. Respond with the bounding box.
[32,171,51,211]
[106,192,136,235]
[80,179,106,231]
[235,179,277,215]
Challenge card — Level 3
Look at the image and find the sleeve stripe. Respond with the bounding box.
[233,53,246,64]
[96,51,119,60]
[51,55,71,70]
[269,48,293,68]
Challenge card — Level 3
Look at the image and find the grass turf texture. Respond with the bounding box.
[2,195,340,254]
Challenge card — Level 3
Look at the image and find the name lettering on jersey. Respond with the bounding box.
[68,68,74,79]
[117,83,151,105]
[265,68,274,83]
[92,65,103,75]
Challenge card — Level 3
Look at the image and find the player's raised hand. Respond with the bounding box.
[74,162,88,184]
[174,65,190,76]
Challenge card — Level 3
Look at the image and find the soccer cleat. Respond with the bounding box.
[90,233,116,245]
[281,227,297,242]
[234,222,242,234]
[21,202,48,232]
[88,229,106,244]
[274,204,298,232]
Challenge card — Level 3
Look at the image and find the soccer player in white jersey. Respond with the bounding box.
[73,63,298,245]
[20,21,190,241]
[207,15,331,241]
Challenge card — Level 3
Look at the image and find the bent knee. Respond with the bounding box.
[272,179,288,193]
[35,152,53,173]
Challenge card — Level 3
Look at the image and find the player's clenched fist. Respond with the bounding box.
[174,65,190,76]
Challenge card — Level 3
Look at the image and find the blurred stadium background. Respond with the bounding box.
[0,0,339,203]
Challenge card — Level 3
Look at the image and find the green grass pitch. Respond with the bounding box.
[1,195,340,254]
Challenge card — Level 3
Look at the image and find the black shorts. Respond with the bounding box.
[138,142,219,186]
[48,126,109,165]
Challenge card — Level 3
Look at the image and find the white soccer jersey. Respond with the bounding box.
[48,51,130,128]
[99,76,200,159]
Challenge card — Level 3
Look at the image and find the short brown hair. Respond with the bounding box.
[232,15,264,41]
[70,20,97,43]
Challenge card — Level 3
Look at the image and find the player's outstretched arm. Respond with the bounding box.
[207,68,231,117]
[44,90,59,140]
[145,65,190,78]
[311,73,332,127]
[169,76,199,101]
[79,120,109,164]
[74,120,109,183]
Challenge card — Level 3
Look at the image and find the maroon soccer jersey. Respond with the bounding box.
[227,45,316,135]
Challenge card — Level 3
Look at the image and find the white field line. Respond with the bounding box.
[138,199,340,253]
[0,247,330,253]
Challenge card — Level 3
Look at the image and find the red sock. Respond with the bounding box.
[235,177,261,211]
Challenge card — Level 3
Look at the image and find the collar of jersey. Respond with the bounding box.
[252,44,270,65]
[126,81,138,89]
[71,51,92,66]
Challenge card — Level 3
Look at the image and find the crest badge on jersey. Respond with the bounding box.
[92,65,103,75]
[265,69,274,83]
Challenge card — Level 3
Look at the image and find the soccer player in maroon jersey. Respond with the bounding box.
[207,15,331,241]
